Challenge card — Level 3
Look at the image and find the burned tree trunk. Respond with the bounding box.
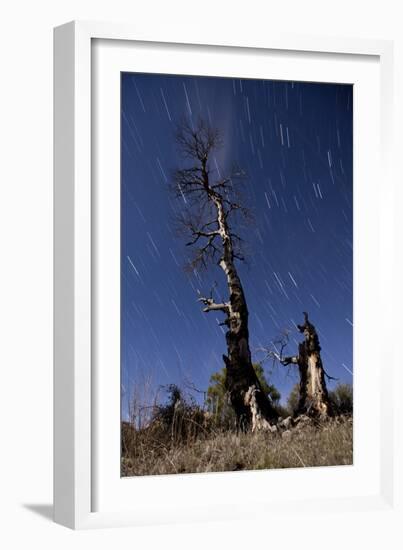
[174,119,278,431]
[200,192,278,431]
[282,312,333,418]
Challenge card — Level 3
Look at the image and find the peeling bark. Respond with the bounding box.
[282,312,332,418]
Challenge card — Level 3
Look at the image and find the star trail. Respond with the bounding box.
[121,73,353,418]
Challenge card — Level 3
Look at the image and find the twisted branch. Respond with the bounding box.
[197,296,230,313]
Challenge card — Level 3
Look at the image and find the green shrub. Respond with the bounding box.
[328,383,353,414]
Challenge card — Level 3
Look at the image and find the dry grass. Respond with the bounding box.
[121,416,353,477]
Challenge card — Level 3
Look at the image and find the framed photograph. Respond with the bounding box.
[54,21,396,529]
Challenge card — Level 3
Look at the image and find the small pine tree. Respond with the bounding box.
[286,383,300,417]
[328,383,353,414]
[206,368,235,428]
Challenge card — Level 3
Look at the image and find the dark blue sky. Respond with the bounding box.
[121,73,353,417]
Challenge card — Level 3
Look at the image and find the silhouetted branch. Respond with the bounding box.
[172,117,251,271]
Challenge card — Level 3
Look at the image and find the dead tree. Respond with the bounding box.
[173,119,278,431]
[279,312,333,418]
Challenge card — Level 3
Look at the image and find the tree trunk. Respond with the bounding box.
[221,273,278,431]
[283,313,332,418]
[207,190,278,431]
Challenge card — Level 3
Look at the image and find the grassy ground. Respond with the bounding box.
[121,416,353,476]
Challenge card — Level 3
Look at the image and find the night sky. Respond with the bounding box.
[121,73,353,418]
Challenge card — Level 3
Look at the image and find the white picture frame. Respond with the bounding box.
[54,20,397,530]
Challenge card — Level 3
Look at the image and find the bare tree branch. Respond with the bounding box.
[197,296,230,313]
[258,329,294,365]
[185,230,220,247]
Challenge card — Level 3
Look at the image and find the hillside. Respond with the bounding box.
[121,415,353,476]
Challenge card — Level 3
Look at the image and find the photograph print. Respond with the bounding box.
[121,72,353,476]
